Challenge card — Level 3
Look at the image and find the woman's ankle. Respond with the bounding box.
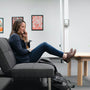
[63,53,67,59]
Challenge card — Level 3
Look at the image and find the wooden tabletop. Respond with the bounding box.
[75,52,90,57]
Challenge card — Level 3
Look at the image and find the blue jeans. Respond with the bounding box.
[29,42,64,62]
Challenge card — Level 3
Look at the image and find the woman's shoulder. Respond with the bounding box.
[11,33,19,37]
[9,33,20,41]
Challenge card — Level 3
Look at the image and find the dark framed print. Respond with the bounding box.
[12,17,24,28]
[31,15,43,31]
[0,18,4,33]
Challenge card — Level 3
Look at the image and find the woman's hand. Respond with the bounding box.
[22,30,29,42]
[27,48,33,52]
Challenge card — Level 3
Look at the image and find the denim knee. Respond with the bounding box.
[41,42,49,47]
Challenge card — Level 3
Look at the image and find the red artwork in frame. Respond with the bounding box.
[31,15,43,31]
[11,17,24,33]
[0,18,4,33]
[12,17,24,27]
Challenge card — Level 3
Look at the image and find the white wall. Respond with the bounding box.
[69,0,90,52]
[0,0,63,57]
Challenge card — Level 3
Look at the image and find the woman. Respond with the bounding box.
[9,19,76,64]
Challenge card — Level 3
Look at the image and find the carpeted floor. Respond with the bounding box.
[65,76,90,88]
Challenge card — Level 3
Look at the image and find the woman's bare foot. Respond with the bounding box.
[63,49,76,63]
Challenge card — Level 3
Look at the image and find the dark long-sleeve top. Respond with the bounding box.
[9,33,30,63]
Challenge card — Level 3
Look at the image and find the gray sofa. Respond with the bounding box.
[0,38,54,90]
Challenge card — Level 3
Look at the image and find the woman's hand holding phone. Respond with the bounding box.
[22,30,29,42]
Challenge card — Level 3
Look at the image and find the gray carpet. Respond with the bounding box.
[65,76,90,88]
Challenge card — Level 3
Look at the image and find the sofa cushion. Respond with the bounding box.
[0,38,16,74]
[0,68,6,77]
[0,77,12,90]
[12,63,54,78]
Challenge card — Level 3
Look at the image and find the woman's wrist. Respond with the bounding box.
[63,53,67,59]
[26,40,29,43]
[25,40,30,44]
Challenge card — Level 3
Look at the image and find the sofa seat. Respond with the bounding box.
[12,63,54,79]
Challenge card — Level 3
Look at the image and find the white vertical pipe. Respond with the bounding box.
[64,0,69,19]
[64,0,70,52]
[60,0,65,51]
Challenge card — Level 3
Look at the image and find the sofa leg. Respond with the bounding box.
[48,78,51,90]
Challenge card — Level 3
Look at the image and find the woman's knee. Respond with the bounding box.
[41,42,48,46]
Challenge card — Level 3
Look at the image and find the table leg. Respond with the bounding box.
[84,61,88,76]
[77,60,83,86]
[67,61,71,76]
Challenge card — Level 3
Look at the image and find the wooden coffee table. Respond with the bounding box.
[67,53,90,86]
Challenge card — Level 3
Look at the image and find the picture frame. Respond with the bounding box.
[0,18,4,33]
[12,17,24,28]
[31,15,43,31]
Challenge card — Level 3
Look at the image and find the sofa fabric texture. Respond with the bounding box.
[12,63,54,78]
[0,38,16,74]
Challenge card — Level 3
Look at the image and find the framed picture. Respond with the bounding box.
[0,18,4,33]
[31,15,43,31]
[12,17,24,28]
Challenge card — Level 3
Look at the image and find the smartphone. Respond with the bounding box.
[23,31,25,34]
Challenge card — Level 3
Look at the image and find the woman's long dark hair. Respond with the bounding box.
[10,19,25,36]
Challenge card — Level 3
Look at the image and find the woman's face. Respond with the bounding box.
[18,22,26,34]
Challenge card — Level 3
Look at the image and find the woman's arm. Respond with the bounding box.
[9,34,30,55]
[21,30,31,48]
[26,40,31,48]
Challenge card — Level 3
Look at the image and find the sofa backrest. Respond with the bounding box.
[0,38,16,74]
